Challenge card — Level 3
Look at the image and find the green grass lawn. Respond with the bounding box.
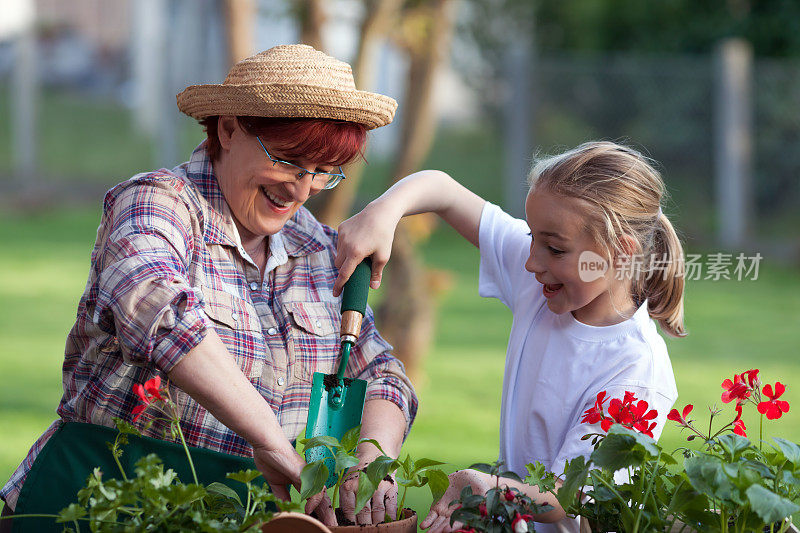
[1,207,799,521]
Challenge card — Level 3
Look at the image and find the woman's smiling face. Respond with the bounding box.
[214,117,335,239]
[524,188,634,326]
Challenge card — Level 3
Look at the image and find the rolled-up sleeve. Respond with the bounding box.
[93,179,211,372]
[351,305,419,438]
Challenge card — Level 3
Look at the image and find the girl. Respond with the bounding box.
[333,141,684,533]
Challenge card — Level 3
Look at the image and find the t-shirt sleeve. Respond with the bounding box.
[478,202,535,310]
[549,384,677,479]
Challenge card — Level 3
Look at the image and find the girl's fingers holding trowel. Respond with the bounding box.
[335,203,399,296]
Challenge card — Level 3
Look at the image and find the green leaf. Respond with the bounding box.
[357,438,385,455]
[112,416,143,437]
[335,451,359,473]
[745,484,800,524]
[340,425,362,452]
[365,455,399,485]
[684,455,736,503]
[556,455,591,512]
[498,470,522,482]
[590,425,660,471]
[413,458,446,471]
[772,438,800,465]
[424,468,449,504]
[303,435,340,453]
[56,503,87,523]
[300,461,329,501]
[226,469,261,485]
[355,470,377,513]
[524,462,557,494]
[468,462,494,474]
[716,434,752,460]
[206,481,243,506]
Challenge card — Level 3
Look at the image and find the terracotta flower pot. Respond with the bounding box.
[262,512,333,533]
[329,509,418,533]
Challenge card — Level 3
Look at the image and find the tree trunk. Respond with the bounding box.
[223,0,255,66]
[376,0,456,382]
[316,0,403,226]
[296,0,327,53]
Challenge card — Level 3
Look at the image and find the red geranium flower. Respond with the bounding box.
[742,369,760,388]
[721,373,751,404]
[758,382,790,420]
[667,404,693,426]
[733,404,747,436]
[132,376,166,422]
[581,391,607,424]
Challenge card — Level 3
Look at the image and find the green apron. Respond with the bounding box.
[11,421,262,532]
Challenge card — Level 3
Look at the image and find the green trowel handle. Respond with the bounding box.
[336,259,371,382]
[341,258,372,315]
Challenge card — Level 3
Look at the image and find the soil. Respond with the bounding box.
[313,508,413,528]
[323,374,354,390]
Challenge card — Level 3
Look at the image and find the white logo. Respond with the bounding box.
[578,250,609,282]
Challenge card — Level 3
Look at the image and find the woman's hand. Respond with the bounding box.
[420,469,493,533]
[334,199,402,296]
[339,465,398,525]
[252,443,337,526]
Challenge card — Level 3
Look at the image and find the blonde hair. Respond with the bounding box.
[528,141,686,337]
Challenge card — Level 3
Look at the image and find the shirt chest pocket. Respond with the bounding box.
[285,301,340,382]
[201,285,264,380]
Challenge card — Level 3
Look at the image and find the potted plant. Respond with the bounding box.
[524,370,800,533]
[448,460,553,533]
[298,427,449,532]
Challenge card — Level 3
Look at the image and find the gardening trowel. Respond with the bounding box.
[305,259,371,487]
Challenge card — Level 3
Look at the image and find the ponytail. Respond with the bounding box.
[530,141,688,338]
[642,213,686,337]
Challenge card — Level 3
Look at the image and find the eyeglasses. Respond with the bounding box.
[256,136,346,190]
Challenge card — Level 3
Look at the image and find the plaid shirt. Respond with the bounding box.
[1,143,417,510]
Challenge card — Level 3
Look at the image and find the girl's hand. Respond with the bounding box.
[420,469,493,533]
[334,199,402,296]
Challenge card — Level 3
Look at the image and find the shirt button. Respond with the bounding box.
[249,282,259,291]
[267,327,278,335]
[315,320,323,329]
[231,315,238,322]
[277,376,285,386]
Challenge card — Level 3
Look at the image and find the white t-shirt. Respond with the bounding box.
[478,203,678,533]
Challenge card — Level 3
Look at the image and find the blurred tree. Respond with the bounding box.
[315,0,404,225]
[462,0,800,69]
[375,0,457,384]
[223,0,256,65]
[291,0,327,52]
[293,0,457,381]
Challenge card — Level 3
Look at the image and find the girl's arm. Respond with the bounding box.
[334,170,485,295]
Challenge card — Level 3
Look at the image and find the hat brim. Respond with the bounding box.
[176,84,397,130]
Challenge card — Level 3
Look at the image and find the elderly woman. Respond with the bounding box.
[0,44,416,529]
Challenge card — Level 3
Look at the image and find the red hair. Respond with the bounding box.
[200,116,367,165]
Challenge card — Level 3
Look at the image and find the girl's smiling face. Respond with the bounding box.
[524,188,636,326]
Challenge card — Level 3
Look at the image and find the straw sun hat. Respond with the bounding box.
[176,44,397,130]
